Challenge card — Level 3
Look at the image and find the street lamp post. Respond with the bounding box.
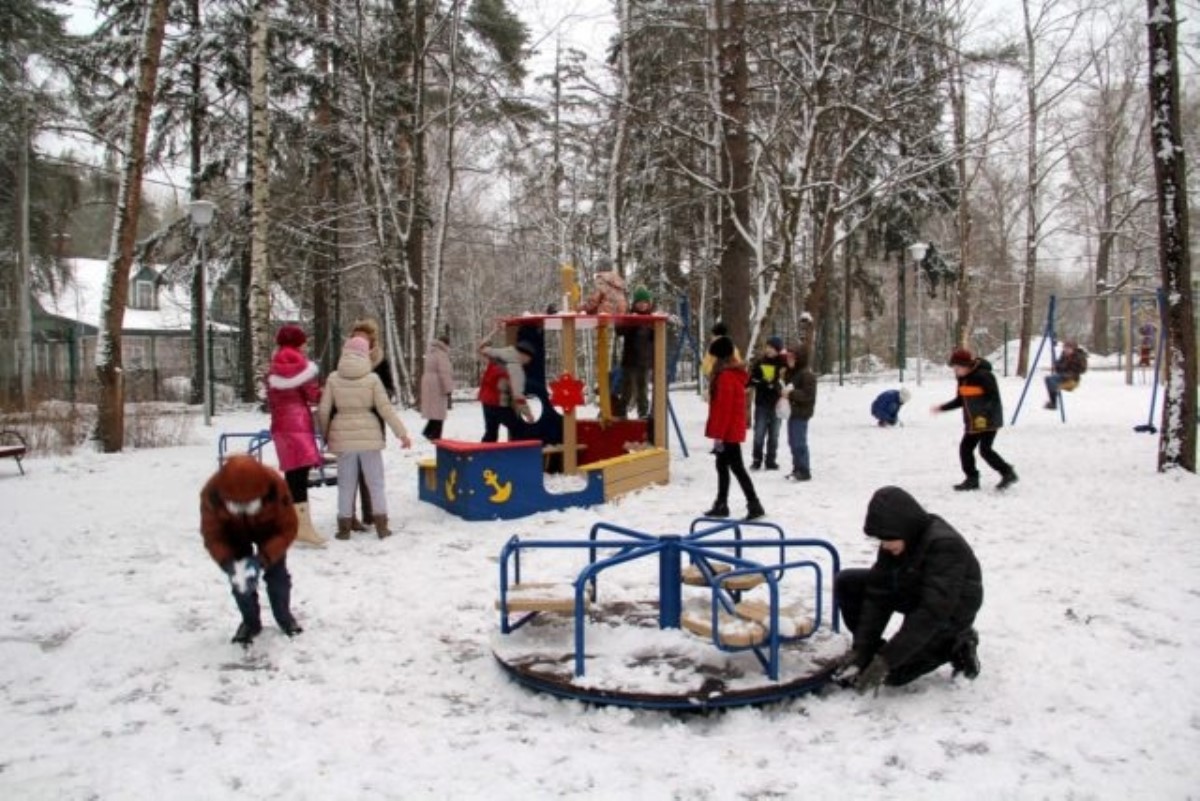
[188,199,216,426]
[909,242,928,386]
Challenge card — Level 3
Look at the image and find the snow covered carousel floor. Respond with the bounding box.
[492,599,845,709]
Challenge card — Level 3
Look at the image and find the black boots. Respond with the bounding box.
[745,500,766,521]
[703,502,730,518]
[231,620,263,645]
[953,474,980,491]
[954,471,1016,491]
[950,628,981,679]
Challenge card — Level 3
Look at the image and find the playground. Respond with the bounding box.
[0,362,1197,798]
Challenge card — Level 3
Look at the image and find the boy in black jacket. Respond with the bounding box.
[931,348,1018,491]
[831,486,983,693]
[748,336,787,469]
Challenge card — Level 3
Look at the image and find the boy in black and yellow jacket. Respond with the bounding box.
[931,348,1017,491]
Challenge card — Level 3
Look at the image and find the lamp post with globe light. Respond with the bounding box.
[187,199,216,425]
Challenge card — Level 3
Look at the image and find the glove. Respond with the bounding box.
[516,399,535,423]
[854,655,889,696]
[712,441,725,454]
[446,394,452,410]
[815,647,860,674]
[229,556,261,595]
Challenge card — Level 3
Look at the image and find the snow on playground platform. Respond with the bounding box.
[492,600,844,709]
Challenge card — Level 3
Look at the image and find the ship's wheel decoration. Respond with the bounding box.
[549,371,586,414]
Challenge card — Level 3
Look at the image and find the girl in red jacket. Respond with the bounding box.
[266,325,327,547]
[704,336,765,520]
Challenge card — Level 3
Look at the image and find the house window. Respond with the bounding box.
[126,340,147,370]
[134,279,156,310]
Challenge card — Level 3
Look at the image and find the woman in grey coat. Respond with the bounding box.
[419,335,455,441]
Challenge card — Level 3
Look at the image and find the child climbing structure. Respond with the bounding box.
[417,310,672,520]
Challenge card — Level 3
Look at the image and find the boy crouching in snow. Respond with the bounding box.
[200,455,303,645]
[827,486,982,694]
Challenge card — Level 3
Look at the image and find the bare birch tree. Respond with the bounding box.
[1146,0,1196,472]
[1015,0,1099,377]
[1063,8,1155,353]
[247,0,272,399]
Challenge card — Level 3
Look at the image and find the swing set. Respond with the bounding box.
[1010,290,1165,430]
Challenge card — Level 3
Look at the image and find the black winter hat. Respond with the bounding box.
[515,340,537,358]
[863,486,931,541]
[708,335,734,360]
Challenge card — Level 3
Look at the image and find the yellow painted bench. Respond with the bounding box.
[579,447,669,501]
[496,582,590,615]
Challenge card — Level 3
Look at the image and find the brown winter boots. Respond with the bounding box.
[335,515,392,540]
[373,515,392,540]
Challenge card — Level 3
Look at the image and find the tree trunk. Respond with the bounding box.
[1017,0,1040,378]
[15,96,32,404]
[398,0,427,402]
[1146,0,1196,472]
[248,0,271,402]
[714,0,752,351]
[608,0,632,270]
[95,0,169,452]
[312,0,335,374]
[428,0,463,343]
[188,0,205,406]
[950,56,974,349]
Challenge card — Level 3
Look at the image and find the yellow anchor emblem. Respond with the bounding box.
[482,468,513,503]
[445,468,458,502]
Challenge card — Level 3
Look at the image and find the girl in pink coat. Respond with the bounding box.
[266,325,327,547]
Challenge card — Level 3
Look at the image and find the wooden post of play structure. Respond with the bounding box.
[562,316,580,474]
[597,322,612,421]
[653,317,667,448]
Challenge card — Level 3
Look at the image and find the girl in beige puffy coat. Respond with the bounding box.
[318,336,411,539]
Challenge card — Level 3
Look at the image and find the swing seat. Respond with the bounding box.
[1060,378,1079,392]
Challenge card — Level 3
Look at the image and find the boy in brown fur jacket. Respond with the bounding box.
[200,455,303,645]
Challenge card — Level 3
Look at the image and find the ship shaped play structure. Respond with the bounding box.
[416,310,672,520]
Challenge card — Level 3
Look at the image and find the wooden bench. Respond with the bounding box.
[681,561,764,591]
[680,598,813,648]
[496,582,590,614]
[0,430,28,475]
[680,600,767,648]
[579,447,669,501]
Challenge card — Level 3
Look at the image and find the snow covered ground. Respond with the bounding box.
[1,362,1198,799]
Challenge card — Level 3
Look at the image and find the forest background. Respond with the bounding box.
[0,0,1195,463]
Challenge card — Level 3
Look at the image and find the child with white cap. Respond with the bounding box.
[870,387,912,427]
